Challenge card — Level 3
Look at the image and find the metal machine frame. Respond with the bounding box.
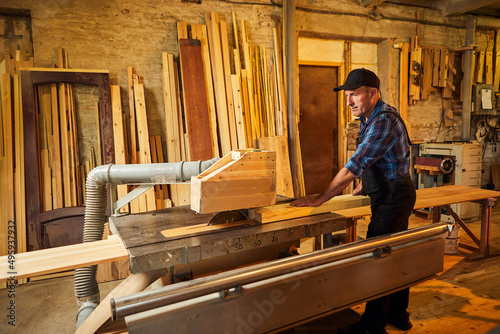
[111,224,448,334]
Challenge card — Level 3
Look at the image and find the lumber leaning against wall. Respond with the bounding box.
[0,48,33,287]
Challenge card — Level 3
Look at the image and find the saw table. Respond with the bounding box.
[108,204,351,276]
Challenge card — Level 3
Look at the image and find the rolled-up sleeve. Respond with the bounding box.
[344,116,397,178]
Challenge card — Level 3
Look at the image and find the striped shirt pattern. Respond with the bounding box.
[345,100,411,180]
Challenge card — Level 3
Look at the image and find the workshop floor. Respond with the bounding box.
[1,205,500,334]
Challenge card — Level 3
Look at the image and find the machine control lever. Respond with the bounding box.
[219,285,242,301]
[373,246,392,258]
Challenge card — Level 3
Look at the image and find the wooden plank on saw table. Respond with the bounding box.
[206,12,232,155]
[111,85,129,213]
[133,81,156,212]
[162,220,253,239]
[96,223,131,283]
[257,135,294,198]
[248,194,371,223]
[0,235,129,283]
[179,39,214,161]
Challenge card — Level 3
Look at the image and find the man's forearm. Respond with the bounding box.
[317,167,356,203]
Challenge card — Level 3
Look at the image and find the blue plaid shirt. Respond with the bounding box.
[345,100,411,180]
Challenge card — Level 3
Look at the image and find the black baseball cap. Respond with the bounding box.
[334,68,380,91]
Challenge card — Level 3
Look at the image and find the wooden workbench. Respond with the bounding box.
[333,185,500,259]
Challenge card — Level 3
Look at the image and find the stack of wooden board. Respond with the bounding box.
[0,48,34,288]
[116,68,173,212]
[36,47,87,211]
[163,13,292,202]
[201,12,288,151]
[124,13,293,208]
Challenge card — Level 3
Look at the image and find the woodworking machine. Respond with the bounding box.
[75,150,451,333]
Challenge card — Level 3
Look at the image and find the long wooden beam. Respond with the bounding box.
[0,235,128,283]
[249,194,370,223]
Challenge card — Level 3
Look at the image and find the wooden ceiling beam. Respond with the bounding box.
[357,0,387,8]
[442,0,500,16]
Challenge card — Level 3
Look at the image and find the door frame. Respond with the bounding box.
[298,60,345,180]
[21,68,114,251]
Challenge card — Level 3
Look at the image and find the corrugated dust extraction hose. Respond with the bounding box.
[74,159,218,330]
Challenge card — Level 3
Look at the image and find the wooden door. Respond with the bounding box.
[298,65,339,195]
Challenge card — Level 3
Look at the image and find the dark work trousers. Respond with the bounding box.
[360,163,416,330]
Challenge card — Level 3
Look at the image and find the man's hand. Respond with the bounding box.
[290,195,325,207]
[352,182,365,196]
